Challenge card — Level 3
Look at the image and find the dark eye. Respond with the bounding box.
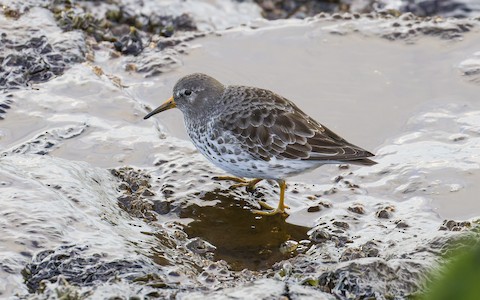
[184,89,192,96]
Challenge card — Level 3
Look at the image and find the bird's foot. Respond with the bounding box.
[258,200,275,210]
[252,201,290,216]
[252,207,289,216]
[231,178,263,191]
[212,175,247,183]
[212,176,262,192]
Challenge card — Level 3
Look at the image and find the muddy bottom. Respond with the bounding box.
[181,191,309,271]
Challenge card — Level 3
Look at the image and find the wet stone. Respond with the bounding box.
[339,247,365,262]
[185,237,216,255]
[379,17,476,41]
[334,175,344,183]
[401,0,478,18]
[317,259,425,298]
[0,15,86,91]
[376,205,395,219]
[312,12,480,42]
[319,201,332,208]
[133,273,167,289]
[153,200,171,215]
[348,204,365,215]
[161,185,176,197]
[332,221,349,230]
[307,205,321,213]
[0,97,13,119]
[118,195,134,207]
[376,209,391,219]
[309,228,331,243]
[201,261,232,283]
[0,0,202,85]
[323,187,337,195]
[343,180,360,189]
[142,188,155,197]
[2,124,87,156]
[112,167,158,221]
[361,241,380,258]
[113,30,145,56]
[22,245,158,293]
[52,1,197,44]
[253,0,339,20]
[439,220,472,231]
[458,52,480,85]
[449,133,468,142]
[105,8,197,37]
[331,235,353,248]
[118,182,130,191]
[279,240,298,254]
[249,0,480,20]
[395,220,410,228]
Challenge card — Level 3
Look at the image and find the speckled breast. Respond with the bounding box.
[184,118,322,180]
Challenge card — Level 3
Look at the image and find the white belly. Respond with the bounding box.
[191,134,325,179]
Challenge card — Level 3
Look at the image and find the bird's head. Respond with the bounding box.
[144,73,225,120]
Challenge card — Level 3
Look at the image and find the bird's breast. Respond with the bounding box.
[184,121,322,179]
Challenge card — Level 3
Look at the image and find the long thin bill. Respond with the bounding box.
[144,96,176,119]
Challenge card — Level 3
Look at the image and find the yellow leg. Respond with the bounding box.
[253,179,289,216]
[213,176,262,191]
[212,175,247,184]
[231,178,263,190]
[258,200,274,210]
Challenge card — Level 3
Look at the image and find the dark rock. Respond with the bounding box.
[22,245,157,293]
[113,29,144,56]
[348,204,365,215]
[395,220,410,228]
[318,259,425,298]
[153,200,171,215]
[439,220,471,231]
[0,33,83,90]
[332,221,349,230]
[309,229,331,243]
[376,209,392,219]
[185,237,216,254]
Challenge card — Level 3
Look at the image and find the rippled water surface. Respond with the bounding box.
[1,2,480,299]
[141,21,480,220]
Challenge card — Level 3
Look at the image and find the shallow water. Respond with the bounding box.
[1,2,480,299]
[140,19,480,220]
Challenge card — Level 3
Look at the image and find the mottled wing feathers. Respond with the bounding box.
[219,86,375,164]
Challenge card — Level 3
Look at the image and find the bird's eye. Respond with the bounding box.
[184,89,192,96]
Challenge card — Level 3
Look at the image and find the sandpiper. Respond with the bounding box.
[144,73,376,215]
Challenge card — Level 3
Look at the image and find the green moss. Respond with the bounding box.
[301,278,319,287]
[418,241,480,300]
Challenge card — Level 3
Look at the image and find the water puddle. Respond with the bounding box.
[181,191,309,270]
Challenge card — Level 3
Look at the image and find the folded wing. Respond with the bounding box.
[219,87,375,165]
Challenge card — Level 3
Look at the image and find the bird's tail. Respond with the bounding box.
[347,157,377,166]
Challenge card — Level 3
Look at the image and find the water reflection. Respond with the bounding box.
[180,190,309,270]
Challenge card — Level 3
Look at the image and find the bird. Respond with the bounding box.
[144,73,376,216]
